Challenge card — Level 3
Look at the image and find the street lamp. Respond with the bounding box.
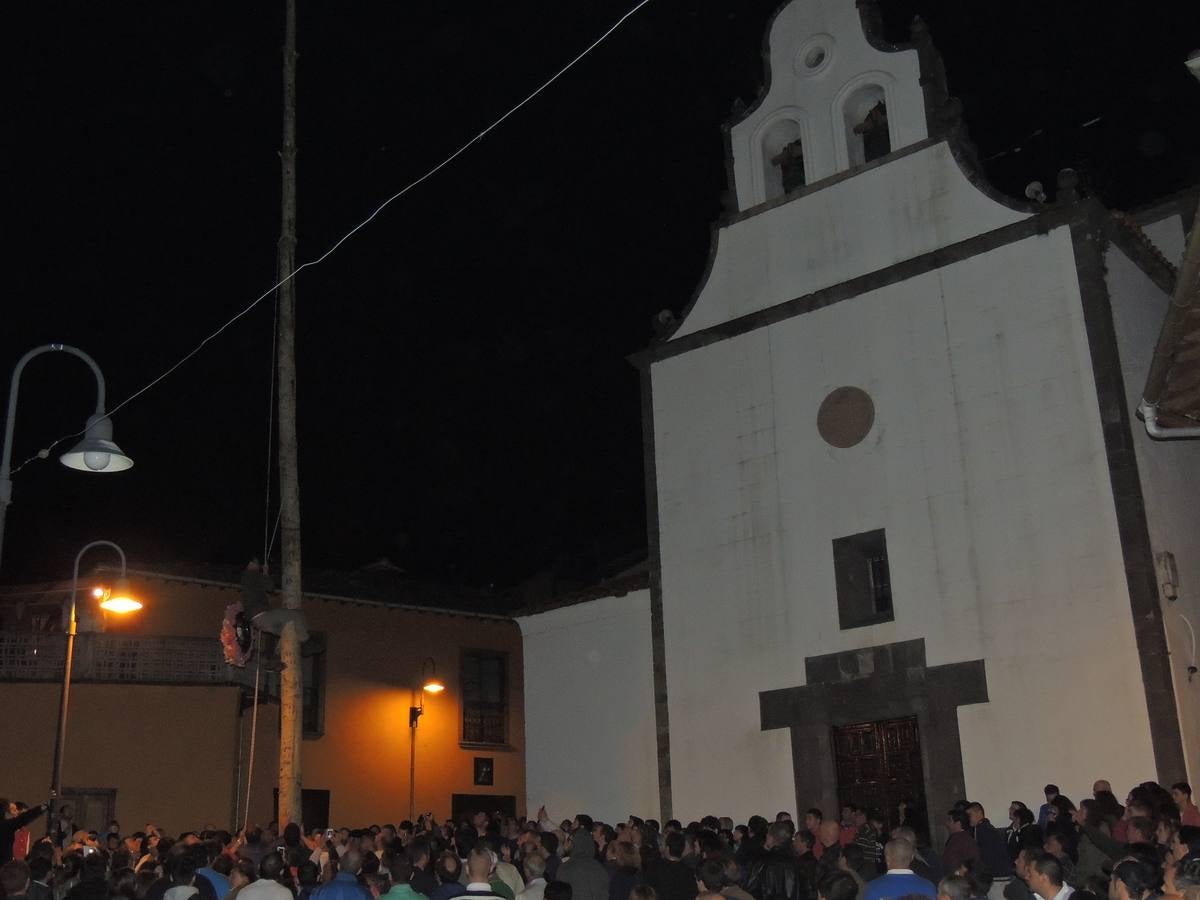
[0,345,134,570]
[408,657,444,820]
[47,540,141,835]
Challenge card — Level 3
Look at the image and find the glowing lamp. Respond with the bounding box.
[422,676,445,694]
[98,578,142,614]
[60,414,133,473]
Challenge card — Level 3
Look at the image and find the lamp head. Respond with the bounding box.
[422,676,445,694]
[60,414,133,473]
[98,577,142,614]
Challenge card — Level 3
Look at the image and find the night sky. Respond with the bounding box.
[3,1,1199,591]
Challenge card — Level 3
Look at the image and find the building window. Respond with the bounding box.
[301,636,326,738]
[461,650,506,746]
[833,529,894,629]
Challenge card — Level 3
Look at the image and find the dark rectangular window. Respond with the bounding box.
[461,650,506,746]
[833,529,894,629]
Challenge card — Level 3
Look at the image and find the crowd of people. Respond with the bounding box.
[2,778,1199,900]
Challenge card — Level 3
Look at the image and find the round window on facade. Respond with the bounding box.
[794,35,834,78]
[817,386,875,448]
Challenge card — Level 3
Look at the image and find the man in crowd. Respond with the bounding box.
[1173,783,1200,827]
[1023,853,1071,900]
[747,821,810,900]
[462,849,509,900]
[517,852,547,900]
[863,838,936,900]
[0,801,48,867]
[966,803,1012,897]
[943,811,979,876]
[643,832,697,900]
[558,830,608,900]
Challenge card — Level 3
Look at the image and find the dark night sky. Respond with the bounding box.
[3,1,1198,590]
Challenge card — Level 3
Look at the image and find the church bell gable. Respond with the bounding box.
[728,0,930,211]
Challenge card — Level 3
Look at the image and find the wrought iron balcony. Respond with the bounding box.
[0,631,255,686]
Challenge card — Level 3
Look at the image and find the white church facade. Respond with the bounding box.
[518,0,1199,830]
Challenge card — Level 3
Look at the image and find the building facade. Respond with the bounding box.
[519,0,1199,829]
[0,565,525,835]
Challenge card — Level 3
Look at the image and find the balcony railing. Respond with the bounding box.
[0,631,256,687]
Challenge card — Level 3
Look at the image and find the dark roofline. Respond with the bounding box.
[510,569,650,618]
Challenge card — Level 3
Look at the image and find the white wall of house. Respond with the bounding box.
[1107,245,1200,783]
[651,226,1159,824]
[516,589,660,823]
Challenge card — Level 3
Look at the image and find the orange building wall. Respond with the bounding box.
[1,572,525,830]
[0,683,243,836]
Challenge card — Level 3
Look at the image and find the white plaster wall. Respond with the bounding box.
[652,227,1158,824]
[676,142,1027,338]
[729,0,927,207]
[516,590,660,823]
[1141,214,1187,268]
[1106,245,1200,783]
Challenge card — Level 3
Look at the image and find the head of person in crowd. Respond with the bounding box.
[883,839,914,873]
[939,875,971,900]
[818,871,859,900]
[1023,853,1065,900]
[947,811,970,834]
[466,848,494,885]
[1110,856,1161,900]
[434,851,462,885]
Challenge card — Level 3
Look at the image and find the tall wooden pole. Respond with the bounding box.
[276,0,304,829]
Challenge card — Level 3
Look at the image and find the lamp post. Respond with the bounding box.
[408,656,445,821]
[47,540,141,837]
[0,344,134,570]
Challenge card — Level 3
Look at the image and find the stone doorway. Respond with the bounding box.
[832,715,925,833]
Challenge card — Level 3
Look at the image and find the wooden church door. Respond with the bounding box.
[832,715,925,833]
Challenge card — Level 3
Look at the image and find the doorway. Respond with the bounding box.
[832,715,925,833]
[62,788,116,835]
[273,789,330,831]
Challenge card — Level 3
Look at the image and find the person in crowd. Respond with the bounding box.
[746,821,809,900]
[1037,793,1059,836]
[815,824,845,884]
[643,832,697,900]
[816,871,858,900]
[966,804,1011,894]
[608,843,640,900]
[1108,857,1158,900]
[862,838,936,900]
[1039,836,1074,892]
[1022,854,1070,900]
[852,813,884,880]
[1,802,49,866]
[2,859,34,900]
[943,813,979,878]
[939,875,971,900]
[792,830,819,900]
[559,831,609,900]
[314,851,372,900]
[1172,784,1200,828]
[26,855,53,900]
[380,856,428,900]
[462,849,514,900]
[517,853,548,900]
[429,853,467,900]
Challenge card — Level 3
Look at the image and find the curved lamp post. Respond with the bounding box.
[0,345,134,570]
[47,540,141,836]
[408,656,445,820]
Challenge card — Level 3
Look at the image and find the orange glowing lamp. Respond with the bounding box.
[96,577,143,614]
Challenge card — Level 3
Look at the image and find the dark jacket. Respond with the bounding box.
[814,843,843,886]
[746,847,811,900]
[559,834,610,900]
[795,852,819,900]
[1005,825,1041,863]
[942,831,978,877]
[643,859,698,900]
[609,868,640,900]
[972,820,1011,879]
